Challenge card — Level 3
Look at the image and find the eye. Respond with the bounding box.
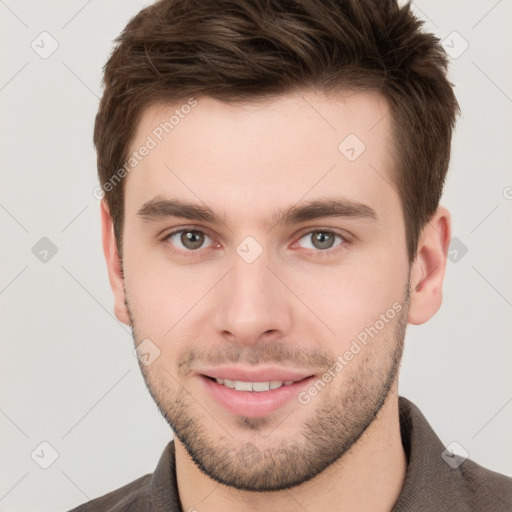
[165,229,214,251]
[296,230,345,251]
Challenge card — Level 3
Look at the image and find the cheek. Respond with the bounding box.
[286,264,406,368]
[123,245,225,339]
[286,255,407,344]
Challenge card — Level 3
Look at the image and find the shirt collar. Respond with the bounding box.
[392,396,472,511]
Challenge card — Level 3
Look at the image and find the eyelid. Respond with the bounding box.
[293,226,352,242]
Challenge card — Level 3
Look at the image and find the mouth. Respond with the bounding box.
[198,367,316,418]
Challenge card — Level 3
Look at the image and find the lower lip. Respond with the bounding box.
[200,375,315,418]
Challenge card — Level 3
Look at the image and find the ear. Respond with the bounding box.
[408,206,451,325]
[100,200,131,326]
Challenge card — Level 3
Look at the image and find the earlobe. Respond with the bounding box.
[100,200,131,326]
[407,207,451,325]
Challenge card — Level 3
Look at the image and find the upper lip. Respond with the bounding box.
[199,365,315,382]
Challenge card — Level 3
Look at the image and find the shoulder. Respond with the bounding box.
[67,440,179,511]
[67,473,152,512]
[459,457,512,510]
[395,397,512,511]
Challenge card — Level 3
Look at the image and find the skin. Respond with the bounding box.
[101,89,451,512]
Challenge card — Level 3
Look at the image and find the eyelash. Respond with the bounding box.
[160,227,350,258]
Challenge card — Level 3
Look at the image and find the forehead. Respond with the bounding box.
[124,90,398,225]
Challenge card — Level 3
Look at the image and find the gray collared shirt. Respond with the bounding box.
[69,396,512,511]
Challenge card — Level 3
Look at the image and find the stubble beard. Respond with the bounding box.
[127,287,409,492]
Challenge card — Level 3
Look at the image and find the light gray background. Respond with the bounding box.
[1,1,511,510]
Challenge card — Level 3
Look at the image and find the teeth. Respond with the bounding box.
[223,378,235,388]
[234,380,253,391]
[213,378,296,392]
[252,381,270,392]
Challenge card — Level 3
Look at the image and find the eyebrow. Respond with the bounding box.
[137,196,377,227]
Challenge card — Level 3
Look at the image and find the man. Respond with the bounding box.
[70,0,512,510]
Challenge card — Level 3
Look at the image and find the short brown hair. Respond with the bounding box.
[94,0,459,262]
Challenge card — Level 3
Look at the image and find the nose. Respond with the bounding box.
[213,251,293,347]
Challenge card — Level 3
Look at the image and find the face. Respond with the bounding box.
[113,90,413,491]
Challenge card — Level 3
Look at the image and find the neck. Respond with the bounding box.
[175,387,406,512]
